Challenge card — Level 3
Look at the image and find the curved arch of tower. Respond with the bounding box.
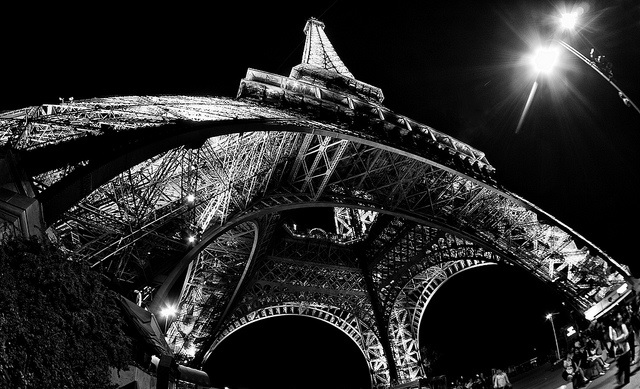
[0,17,632,388]
[210,303,391,388]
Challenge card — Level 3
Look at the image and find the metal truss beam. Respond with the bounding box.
[0,19,633,389]
[204,303,391,389]
[388,261,494,381]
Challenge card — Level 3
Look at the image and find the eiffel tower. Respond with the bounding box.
[0,17,633,388]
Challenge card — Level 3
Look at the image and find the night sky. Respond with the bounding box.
[2,1,639,387]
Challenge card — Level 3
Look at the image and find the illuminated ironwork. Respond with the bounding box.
[0,17,632,389]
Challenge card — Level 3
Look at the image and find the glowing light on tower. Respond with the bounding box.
[160,305,178,333]
[160,305,177,318]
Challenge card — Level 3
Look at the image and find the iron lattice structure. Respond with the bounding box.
[0,18,632,388]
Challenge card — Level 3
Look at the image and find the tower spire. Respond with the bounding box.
[301,18,353,78]
[239,18,384,104]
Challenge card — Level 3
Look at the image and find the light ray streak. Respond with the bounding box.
[515,80,539,133]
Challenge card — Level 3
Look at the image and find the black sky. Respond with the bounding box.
[3,1,639,387]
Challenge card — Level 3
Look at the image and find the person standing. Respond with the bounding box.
[625,302,639,364]
[609,311,631,386]
[492,368,510,389]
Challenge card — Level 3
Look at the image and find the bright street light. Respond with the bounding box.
[546,312,561,361]
[556,40,640,115]
[552,7,640,115]
[516,46,559,133]
[532,46,560,74]
[559,11,579,31]
[558,5,587,32]
[518,16,640,134]
[160,305,177,333]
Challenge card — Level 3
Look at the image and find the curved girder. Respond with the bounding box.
[152,197,486,310]
[156,187,627,315]
[200,303,390,389]
[399,261,495,342]
[158,208,379,366]
[2,97,627,311]
[146,192,628,372]
[1,97,630,380]
[165,219,261,360]
[0,95,496,223]
[388,260,494,381]
[0,19,633,387]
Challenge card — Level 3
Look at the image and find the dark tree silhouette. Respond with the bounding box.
[0,236,132,389]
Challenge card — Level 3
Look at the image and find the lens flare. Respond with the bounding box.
[532,47,559,74]
[559,12,578,30]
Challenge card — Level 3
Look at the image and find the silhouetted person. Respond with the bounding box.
[589,48,614,79]
[625,303,639,364]
[609,312,631,386]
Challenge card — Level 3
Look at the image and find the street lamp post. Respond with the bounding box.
[546,313,561,361]
[556,40,640,115]
[555,9,640,115]
[518,9,640,132]
[516,46,560,133]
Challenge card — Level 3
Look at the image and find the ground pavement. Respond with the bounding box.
[512,352,640,389]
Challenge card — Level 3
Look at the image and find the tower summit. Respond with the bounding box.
[238,17,489,173]
[301,18,353,77]
[285,17,385,104]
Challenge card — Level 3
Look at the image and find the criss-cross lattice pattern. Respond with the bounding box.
[301,18,353,78]
[0,18,632,388]
[207,302,391,388]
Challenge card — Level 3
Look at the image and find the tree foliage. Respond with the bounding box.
[0,236,132,389]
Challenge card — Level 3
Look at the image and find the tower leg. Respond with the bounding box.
[0,149,44,239]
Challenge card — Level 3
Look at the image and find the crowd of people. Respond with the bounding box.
[561,292,640,388]
[448,368,511,389]
[448,291,640,389]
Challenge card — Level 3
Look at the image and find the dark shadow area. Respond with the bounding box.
[282,207,337,234]
[420,263,575,380]
[205,315,371,389]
